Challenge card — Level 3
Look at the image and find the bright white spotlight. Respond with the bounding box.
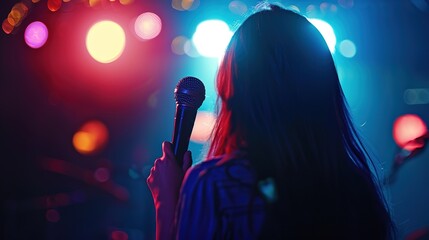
[86,20,126,64]
[192,20,233,58]
[308,18,336,53]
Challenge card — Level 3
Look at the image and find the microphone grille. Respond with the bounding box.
[174,76,206,108]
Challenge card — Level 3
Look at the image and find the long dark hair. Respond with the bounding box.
[209,5,395,239]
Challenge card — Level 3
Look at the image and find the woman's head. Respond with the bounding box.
[210,5,344,164]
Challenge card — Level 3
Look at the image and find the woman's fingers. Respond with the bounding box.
[182,151,193,172]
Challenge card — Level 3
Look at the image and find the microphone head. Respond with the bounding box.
[174,76,206,109]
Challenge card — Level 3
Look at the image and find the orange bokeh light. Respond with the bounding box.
[73,120,109,155]
[2,19,14,34]
[393,114,427,151]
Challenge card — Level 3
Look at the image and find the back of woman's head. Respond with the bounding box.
[212,5,346,170]
[210,4,395,239]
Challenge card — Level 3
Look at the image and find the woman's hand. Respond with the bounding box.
[147,142,192,240]
[147,141,193,209]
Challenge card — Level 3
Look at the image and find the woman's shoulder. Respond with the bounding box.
[183,154,255,187]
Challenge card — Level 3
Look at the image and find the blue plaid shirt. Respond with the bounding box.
[175,156,266,239]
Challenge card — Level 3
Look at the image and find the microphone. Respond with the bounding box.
[172,76,205,166]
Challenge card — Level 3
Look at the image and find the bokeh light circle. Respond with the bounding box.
[24,21,48,49]
[134,12,162,40]
[404,88,429,105]
[339,39,356,58]
[86,21,126,63]
[228,1,248,15]
[184,39,200,58]
[73,120,109,155]
[3,19,14,34]
[192,20,233,58]
[393,114,427,151]
[47,0,62,12]
[171,36,187,55]
[308,18,336,53]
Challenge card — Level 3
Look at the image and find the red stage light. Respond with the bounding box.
[47,0,62,12]
[393,114,427,151]
[2,19,14,34]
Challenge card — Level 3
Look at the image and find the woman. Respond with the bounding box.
[147,4,395,239]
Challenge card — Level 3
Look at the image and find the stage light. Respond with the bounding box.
[2,19,14,34]
[172,0,200,11]
[88,0,101,7]
[181,0,199,10]
[190,111,216,143]
[47,0,62,12]
[24,21,49,49]
[192,20,233,58]
[7,2,29,28]
[338,0,354,9]
[184,39,199,57]
[119,0,134,5]
[73,120,109,155]
[171,36,187,55]
[86,21,126,63]
[134,12,162,40]
[404,88,429,105]
[393,114,427,151]
[308,18,336,53]
[339,39,356,58]
[228,1,248,15]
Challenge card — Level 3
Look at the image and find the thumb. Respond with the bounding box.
[162,141,175,160]
[182,151,193,172]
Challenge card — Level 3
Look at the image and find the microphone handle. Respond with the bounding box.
[172,105,197,167]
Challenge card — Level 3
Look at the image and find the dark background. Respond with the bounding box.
[1,0,428,239]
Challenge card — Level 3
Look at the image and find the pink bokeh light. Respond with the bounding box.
[24,21,48,49]
[393,114,427,151]
[134,12,162,40]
